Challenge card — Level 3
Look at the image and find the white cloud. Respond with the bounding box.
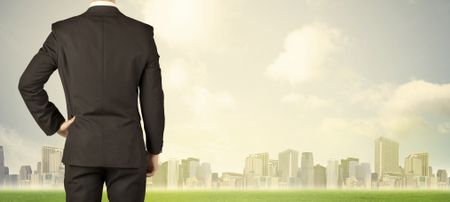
[182,86,236,131]
[379,80,450,136]
[142,0,221,48]
[351,82,395,111]
[320,117,382,139]
[281,93,333,111]
[265,22,346,85]
[163,59,191,91]
[334,80,450,138]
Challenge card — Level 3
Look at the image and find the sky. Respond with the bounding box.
[1,0,449,175]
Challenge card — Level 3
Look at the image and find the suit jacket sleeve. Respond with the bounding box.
[18,24,66,136]
[139,27,165,155]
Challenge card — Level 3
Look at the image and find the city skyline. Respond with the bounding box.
[0,134,449,176]
[1,136,449,189]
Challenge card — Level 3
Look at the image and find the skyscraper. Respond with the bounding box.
[300,152,314,187]
[41,146,64,174]
[404,154,424,176]
[244,154,264,176]
[314,164,326,188]
[374,137,399,179]
[417,153,430,177]
[356,162,371,188]
[268,159,279,177]
[198,162,212,187]
[167,159,179,189]
[341,157,359,180]
[326,159,339,188]
[181,157,200,183]
[278,149,298,179]
[436,169,448,185]
[254,153,269,176]
[0,146,5,186]
[19,165,32,181]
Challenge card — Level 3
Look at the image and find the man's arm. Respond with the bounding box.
[18,25,65,136]
[139,27,165,155]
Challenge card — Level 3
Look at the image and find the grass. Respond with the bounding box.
[0,189,449,202]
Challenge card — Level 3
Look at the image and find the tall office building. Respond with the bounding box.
[167,159,179,188]
[341,157,359,180]
[300,152,314,187]
[374,137,399,179]
[198,162,212,187]
[0,146,5,186]
[406,153,429,177]
[268,159,279,177]
[244,154,263,176]
[404,154,423,176]
[417,153,429,177]
[314,164,326,188]
[254,153,269,176]
[278,149,299,179]
[326,159,339,188]
[152,161,168,187]
[181,157,200,183]
[436,169,448,184]
[36,162,42,174]
[41,146,64,174]
[19,165,32,181]
[356,162,371,187]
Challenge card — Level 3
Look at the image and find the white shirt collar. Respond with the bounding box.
[89,1,116,8]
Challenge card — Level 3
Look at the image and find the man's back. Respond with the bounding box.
[18,5,165,169]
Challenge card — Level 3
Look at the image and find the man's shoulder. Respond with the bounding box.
[51,14,83,30]
[120,14,154,31]
[51,12,154,32]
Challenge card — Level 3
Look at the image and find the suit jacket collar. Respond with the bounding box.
[83,5,122,16]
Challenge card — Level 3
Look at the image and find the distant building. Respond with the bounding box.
[436,169,448,187]
[371,172,379,188]
[152,161,168,188]
[220,172,244,189]
[244,154,264,176]
[375,137,400,180]
[405,154,423,176]
[314,164,326,188]
[326,159,339,188]
[278,149,298,180]
[198,162,212,187]
[41,146,64,174]
[300,152,314,188]
[19,165,32,181]
[167,159,180,189]
[341,157,359,186]
[404,153,431,188]
[356,162,371,188]
[211,172,219,188]
[268,159,279,177]
[181,157,200,186]
[0,146,5,186]
[254,153,269,176]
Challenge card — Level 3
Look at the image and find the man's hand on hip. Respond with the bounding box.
[146,153,159,177]
[57,116,76,138]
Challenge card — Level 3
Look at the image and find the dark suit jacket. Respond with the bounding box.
[18,6,164,168]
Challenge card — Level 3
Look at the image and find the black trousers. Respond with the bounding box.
[64,162,148,202]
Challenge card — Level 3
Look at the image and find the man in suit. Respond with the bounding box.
[18,0,165,201]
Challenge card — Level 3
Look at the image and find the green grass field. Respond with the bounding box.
[0,190,449,202]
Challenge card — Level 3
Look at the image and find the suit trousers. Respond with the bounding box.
[64,162,148,202]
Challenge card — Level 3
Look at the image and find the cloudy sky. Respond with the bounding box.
[1,0,449,175]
